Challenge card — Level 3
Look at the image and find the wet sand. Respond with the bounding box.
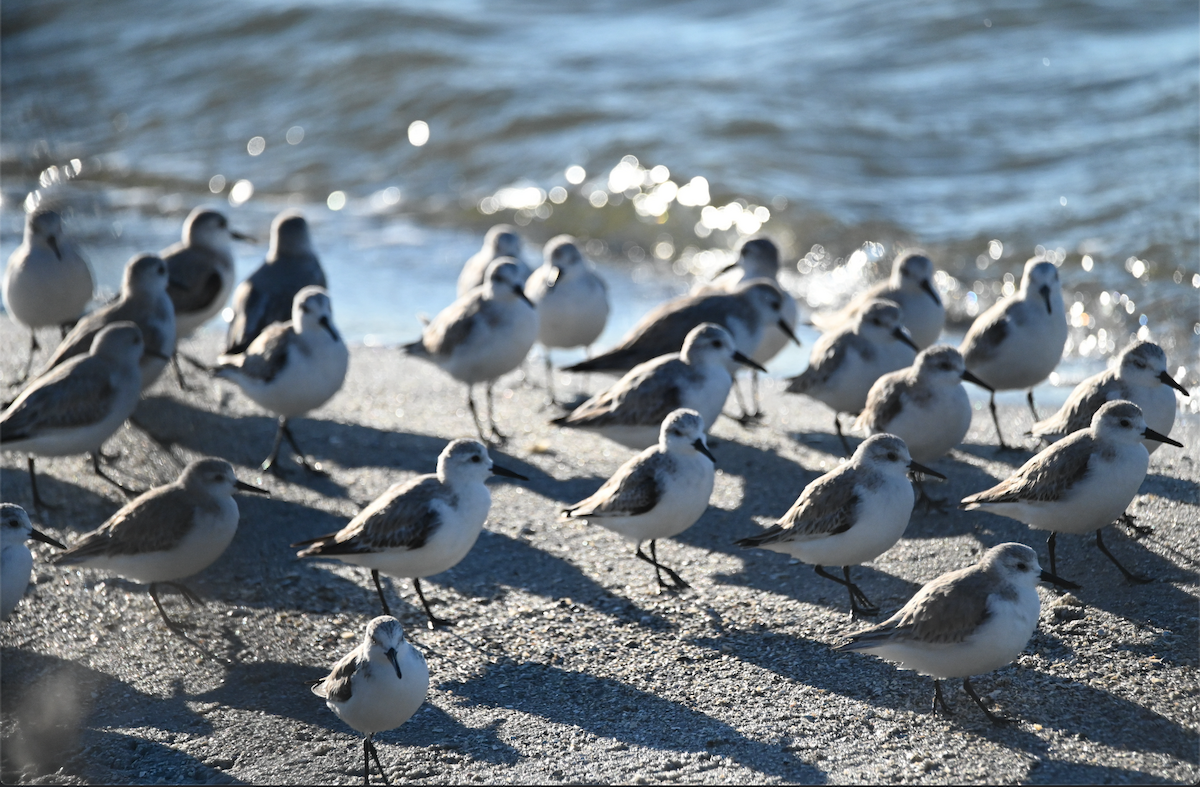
[2,321,1197,785]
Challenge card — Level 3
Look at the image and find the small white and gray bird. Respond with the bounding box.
[40,253,177,392]
[1031,340,1188,454]
[552,323,764,449]
[1,503,65,621]
[960,258,1067,448]
[856,345,994,464]
[524,235,610,402]
[456,224,528,296]
[312,615,429,786]
[736,434,944,617]
[226,211,326,355]
[215,286,348,474]
[55,457,267,637]
[294,439,527,628]
[403,259,538,443]
[814,251,945,350]
[162,207,253,340]
[786,299,919,454]
[836,542,1077,724]
[562,409,715,592]
[961,400,1183,584]
[3,208,94,382]
[2,322,146,506]
[564,279,799,376]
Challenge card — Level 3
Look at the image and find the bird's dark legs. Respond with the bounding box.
[371,569,392,616]
[281,418,325,475]
[14,328,39,385]
[485,384,506,444]
[914,478,949,512]
[963,676,1011,725]
[989,391,1011,450]
[1046,532,1058,578]
[262,418,287,474]
[1026,389,1039,422]
[932,678,952,715]
[814,565,879,617]
[413,577,454,629]
[26,456,57,511]
[635,540,689,590]
[90,451,141,497]
[171,353,190,391]
[543,351,558,405]
[1095,527,1152,583]
[148,581,224,663]
[364,736,370,787]
[834,414,852,456]
[466,386,487,442]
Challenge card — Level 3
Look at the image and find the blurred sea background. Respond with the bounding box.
[2,0,1197,407]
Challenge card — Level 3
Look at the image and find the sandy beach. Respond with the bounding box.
[2,321,1197,785]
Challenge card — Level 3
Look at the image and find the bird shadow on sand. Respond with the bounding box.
[444,658,828,783]
[1141,470,1200,505]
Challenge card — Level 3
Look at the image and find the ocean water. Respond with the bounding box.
[2,0,1197,405]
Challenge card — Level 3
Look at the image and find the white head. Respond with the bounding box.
[292,285,340,342]
[363,616,408,679]
[979,543,1044,587]
[853,434,912,475]
[178,457,266,499]
[182,208,242,251]
[89,321,147,365]
[854,299,919,352]
[1117,341,1189,395]
[736,280,798,344]
[541,235,585,285]
[484,225,522,259]
[269,211,315,258]
[680,322,764,374]
[737,237,780,279]
[1091,400,1183,448]
[1,503,64,550]
[122,254,170,296]
[913,345,991,391]
[892,252,940,307]
[483,258,534,308]
[658,408,714,462]
[25,209,65,259]
[437,438,528,486]
[1018,259,1062,315]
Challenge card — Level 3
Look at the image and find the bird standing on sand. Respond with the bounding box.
[1,503,65,621]
[456,224,527,296]
[3,208,94,383]
[814,251,945,350]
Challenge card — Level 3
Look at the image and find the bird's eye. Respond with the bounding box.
[1016,562,1027,571]
[1120,419,1130,427]
[886,452,898,461]
[471,456,482,463]
[1133,361,1145,369]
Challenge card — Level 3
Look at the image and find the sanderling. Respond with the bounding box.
[312,615,429,786]
[961,400,1182,584]
[814,251,945,350]
[3,209,94,383]
[856,345,994,464]
[294,439,527,628]
[836,542,1076,724]
[456,224,528,296]
[215,286,348,475]
[1031,340,1189,454]
[524,235,610,402]
[785,299,919,454]
[226,211,326,355]
[552,323,763,449]
[694,237,798,419]
[40,254,176,392]
[736,434,944,617]
[2,322,146,505]
[563,279,798,375]
[562,409,715,591]
[960,258,1067,448]
[402,259,538,443]
[163,207,253,340]
[55,457,267,649]
[1,503,65,621]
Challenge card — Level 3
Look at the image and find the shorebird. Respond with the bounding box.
[294,439,527,628]
[960,258,1067,448]
[1,503,65,621]
[552,323,764,449]
[736,434,945,617]
[814,251,945,349]
[402,259,538,443]
[694,237,798,419]
[562,409,715,592]
[456,224,527,296]
[785,299,919,454]
[856,345,994,464]
[962,400,1182,585]
[226,211,326,355]
[563,279,799,376]
[55,457,267,652]
[39,253,177,392]
[214,286,348,474]
[3,208,93,383]
[836,542,1077,724]
[2,322,146,506]
[312,616,429,786]
[524,235,610,403]
[1031,340,1188,455]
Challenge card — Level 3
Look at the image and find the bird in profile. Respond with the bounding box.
[226,211,326,355]
[960,258,1066,449]
[1,503,65,621]
[836,542,1077,724]
[312,615,429,786]
[402,259,538,443]
[814,251,945,350]
[3,208,94,384]
[215,286,348,475]
[456,224,527,296]
[294,439,527,628]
